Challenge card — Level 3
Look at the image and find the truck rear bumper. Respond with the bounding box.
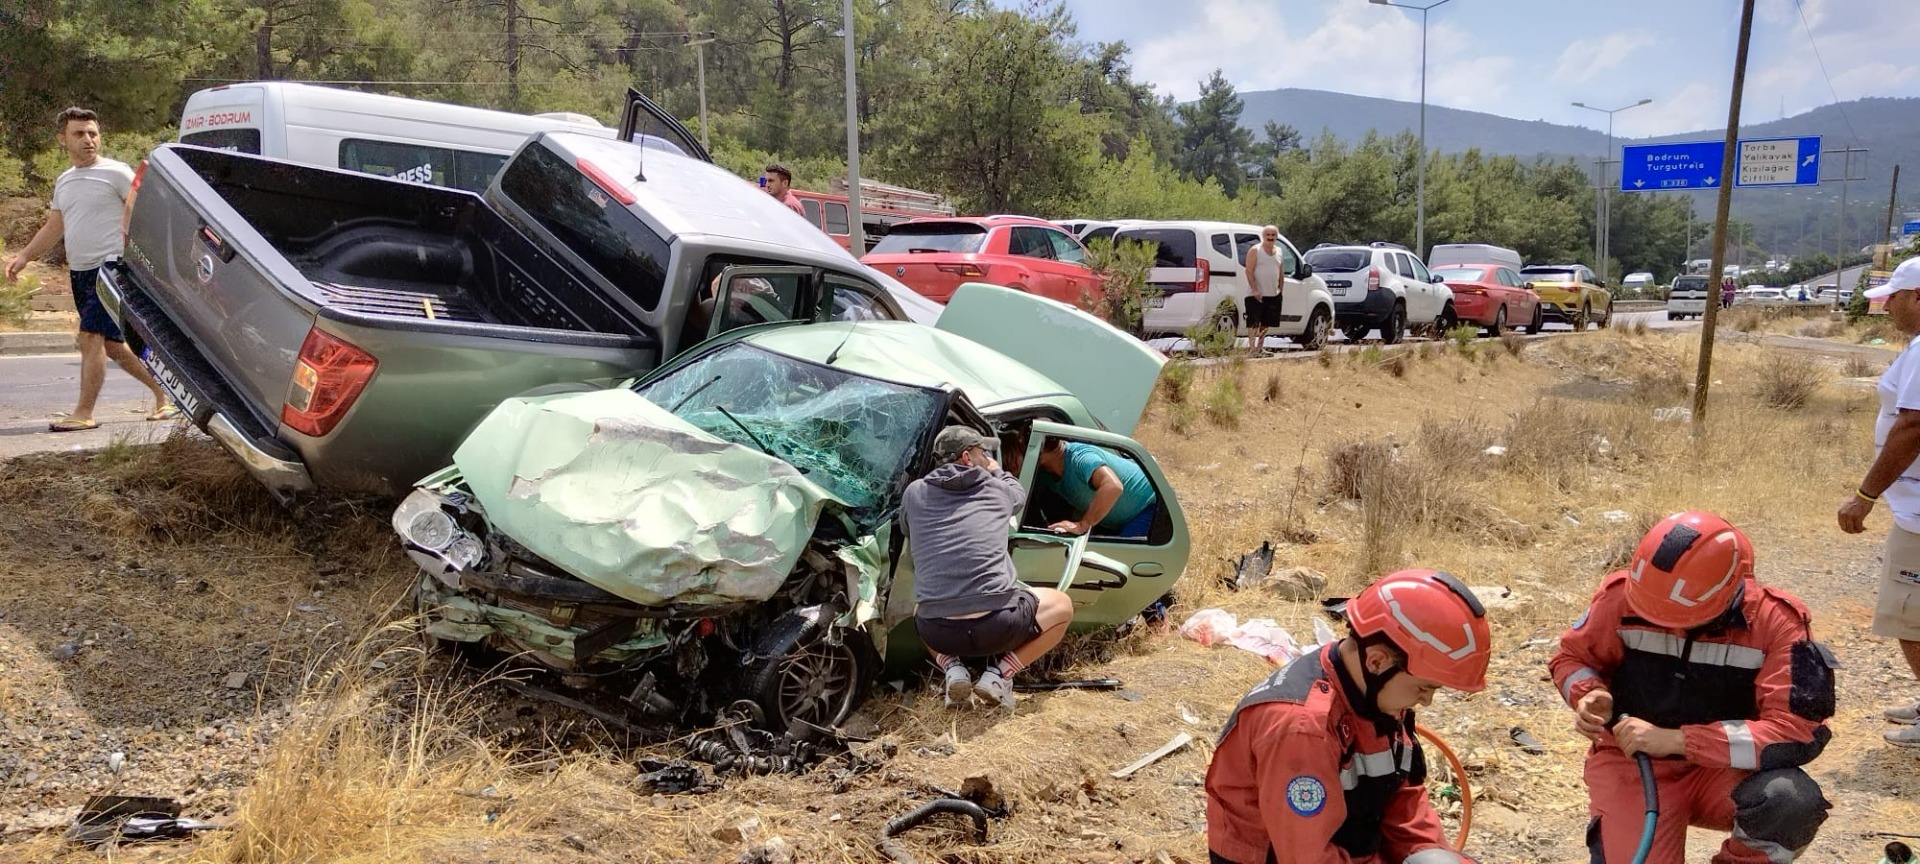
[98,264,316,499]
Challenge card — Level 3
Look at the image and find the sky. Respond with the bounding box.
[1023,0,1919,138]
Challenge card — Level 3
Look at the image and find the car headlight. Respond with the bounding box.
[395,487,460,552]
[447,535,483,570]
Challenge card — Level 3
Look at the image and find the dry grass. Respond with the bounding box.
[1500,333,1528,357]
[1843,355,1884,378]
[1263,372,1282,403]
[1754,360,1827,410]
[1381,352,1410,378]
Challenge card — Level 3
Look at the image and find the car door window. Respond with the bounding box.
[1409,256,1433,284]
[1082,226,1116,245]
[1010,227,1058,260]
[1046,229,1087,266]
[1234,233,1260,261]
[1500,269,1520,287]
[1391,253,1415,279]
[1279,239,1303,279]
[802,198,821,227]
[1013,433,1171,546]
[1210,233,1236,264]
[708,265,814,338]
[823,273,898,322]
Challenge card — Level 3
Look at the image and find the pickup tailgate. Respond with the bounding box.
[122,145,317,434]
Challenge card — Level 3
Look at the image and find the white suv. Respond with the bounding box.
[1116,221,1335,349]
[1302,242,1455,343]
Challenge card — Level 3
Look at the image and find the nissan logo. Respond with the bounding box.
[195,254,215,284]
[895,266,906,277]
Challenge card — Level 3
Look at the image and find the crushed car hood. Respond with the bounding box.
[451,388,840,607]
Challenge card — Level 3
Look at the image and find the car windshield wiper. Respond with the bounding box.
[669,374,723,413]
[713,404,806,473]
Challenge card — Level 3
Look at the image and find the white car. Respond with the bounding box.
[1303,242,1455,343]
[1743,288,1786,306]
[1117,221,1335,349]
[1052,219,1135,246]
[1666,275,1709,320]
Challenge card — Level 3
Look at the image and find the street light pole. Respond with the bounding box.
[842,0,864,256]
[686,33,716,153]
[1572,98,1652,285]
[1370,0,1452,258]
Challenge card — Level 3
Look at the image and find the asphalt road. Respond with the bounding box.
[0,353,187,460]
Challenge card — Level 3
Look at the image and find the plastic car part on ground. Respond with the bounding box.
[1178,608,1319,665]
[448,387,844,609]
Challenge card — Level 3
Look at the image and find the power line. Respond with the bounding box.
[1793,0,1861,146]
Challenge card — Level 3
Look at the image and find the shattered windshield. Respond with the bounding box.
[634,342,944,530]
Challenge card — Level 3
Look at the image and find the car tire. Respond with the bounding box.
[1343,325,1370,343]
[1667,311,1678,321]
[1525,304,1544,335]
[1437,305,1458,338]
[1488,306,1506,337]
[1598,302,1612,329]
[1573,303,1590,331]
[1301,306,1331,351]
[1214,301,1241,338]
[737,605,868,733]
[1381,303,1405,345]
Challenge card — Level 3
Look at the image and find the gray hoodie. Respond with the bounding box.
[901,462,1026,618]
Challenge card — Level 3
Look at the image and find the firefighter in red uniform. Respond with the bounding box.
[1551,511,1836,863]
[1206,569,1490,864]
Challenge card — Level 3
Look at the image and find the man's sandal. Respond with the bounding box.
[48,418,99,432]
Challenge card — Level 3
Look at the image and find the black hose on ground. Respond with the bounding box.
[876,798,990,864]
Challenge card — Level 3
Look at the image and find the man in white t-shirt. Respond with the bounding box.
[4,107,172,432]
[1838,255,1920,750]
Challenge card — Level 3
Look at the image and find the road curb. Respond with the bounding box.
[0,332,74,356]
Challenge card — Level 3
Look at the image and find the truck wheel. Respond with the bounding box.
[1381,303,1406,345]
[737,606,867,733]
[1300,307,1330,351]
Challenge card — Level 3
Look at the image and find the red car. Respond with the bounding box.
[859,216,1103,305]
[1432,263,1542,335]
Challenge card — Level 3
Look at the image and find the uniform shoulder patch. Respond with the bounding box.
[1571,609,1590,631]
[1285,775,1327,816]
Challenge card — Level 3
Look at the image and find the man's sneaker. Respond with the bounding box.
[1885,723,1920,749]
[1885,700,1920,725]
[942,663,975,708]
[975,668,1017,709]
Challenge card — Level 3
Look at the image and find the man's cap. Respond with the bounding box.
[1864,257,1920,300]
[933,426,994,464]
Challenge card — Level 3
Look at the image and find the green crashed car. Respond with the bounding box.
[393,281,1190,732]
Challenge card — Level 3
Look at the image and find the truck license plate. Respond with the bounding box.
[142,349,206,422]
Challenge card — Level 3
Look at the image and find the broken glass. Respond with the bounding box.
[636,343,942,532]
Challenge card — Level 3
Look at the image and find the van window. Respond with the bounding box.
[181,128,261,154]
[1082,226,1117,245]
[823,202,851,235]
[339,139,508,192]
[802,198,821,226]
[1115,229,1197,268]
[1209,233,1236,262]
[498,140,668,310]
[1303,248,1368,272]
[1234,233,1260,260]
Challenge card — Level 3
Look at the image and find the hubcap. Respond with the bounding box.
[775,639,857,727]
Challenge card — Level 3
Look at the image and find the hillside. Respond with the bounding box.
[1240,88,1920,258]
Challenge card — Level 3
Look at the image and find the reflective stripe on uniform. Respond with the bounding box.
[1724,720,1759,770]
[1618,629,1765,669]
[1560,667,1600,703]
[1337,747,1414,790]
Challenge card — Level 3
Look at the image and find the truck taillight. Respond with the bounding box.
[282,328,378,438]
[1367,268,1381,291]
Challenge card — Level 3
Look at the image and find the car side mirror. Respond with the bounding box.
[1523,282,1537,291]
[1297,262,1314,279]
[1429,273,1445,283]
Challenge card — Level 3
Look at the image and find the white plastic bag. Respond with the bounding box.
[1179,608,1241,647]
[1227,618,1301,665]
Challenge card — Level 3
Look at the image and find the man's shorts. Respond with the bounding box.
[70,268,124,343]
[1243,295,1281,329]
[1876,524,1920,642]
[915,589,1040,658]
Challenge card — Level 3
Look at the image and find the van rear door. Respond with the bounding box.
[178,86,266,154]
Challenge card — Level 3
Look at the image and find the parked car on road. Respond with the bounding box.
[1431,264,1540,335]
[1741,287,1787,306]
[860,216,1100,306]
[396,283,1189,732]
[1052,219,1132,246]
[1428,243,1523,272]
[1666,274,1710,320]
[1519,264,1614,330]
[1113,221,1332,348]
[1304,242,1455,343]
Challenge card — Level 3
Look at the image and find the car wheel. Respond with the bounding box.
[1214,301,1241,338]
[1667,311,1678,321]
[1525,304,1544,335]
[738,606,867,732]
[1437,305,1458,338]
[1598,302,1612,329]
[1381,303,1405,345]
[1573,303,1590,331]
[1301,306,1330,350]
[1343,325,1369,343]
[1488,306,1506,337]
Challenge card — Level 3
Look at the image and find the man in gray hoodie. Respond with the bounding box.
[904,426,1074,708]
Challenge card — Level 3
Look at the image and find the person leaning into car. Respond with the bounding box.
[903,426,1075,710]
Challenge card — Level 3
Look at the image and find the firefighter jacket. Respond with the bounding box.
[1206,643,1451,864]
[1548,572,1838,771]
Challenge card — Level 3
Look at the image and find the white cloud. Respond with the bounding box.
[1550,31,1656,87]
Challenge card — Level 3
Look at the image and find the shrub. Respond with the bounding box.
[1082,236,1160,333]
[1500,333,1527,357]
[1756,361,1825,410]
[1201,375,1244,427]
[1631,320,1649,337]
[1359,345,1385,366]
[1415,417,1492,468]
[1263,373,1282,402]
[1167,402,1196,434]
[1382,352,1408,378]
[1184,303,1239,359]
[1158,360,1195,404]
[1317,346,1335,368]
[1843,355,1882,378]
[0,240,37,327]
[1446,323,1479,351]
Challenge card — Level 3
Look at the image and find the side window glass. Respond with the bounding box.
[822,274,896,322]
[1020,437,1167,543]
[339,139,455,186]
[1047,229,1086,266]
[802,199,821,226]
[710,267,811,338]
[1210,233,1236,262]
[1011,227,1056,260]
[1084,226,1116,245]
[1410,257,1432,283]
[1235,233,1260,258]
[1279,240,1301,278]
[823,202,850,236]
[497,141,668,309]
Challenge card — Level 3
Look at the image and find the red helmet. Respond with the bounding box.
[1347,569,1491,692]
[1627,511,1753,630]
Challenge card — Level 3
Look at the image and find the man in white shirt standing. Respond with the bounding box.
[4,107,172,432]
[1242,225,1284,357]
[1838,256,1920,750]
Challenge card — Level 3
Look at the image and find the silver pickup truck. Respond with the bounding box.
[101,93,937,499]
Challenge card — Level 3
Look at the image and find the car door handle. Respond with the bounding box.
[1131,562,1165,577]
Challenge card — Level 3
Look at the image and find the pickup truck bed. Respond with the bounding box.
[105,144,658,497]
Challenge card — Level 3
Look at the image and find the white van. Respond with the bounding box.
[1115,220,1334,349]
[176,82,615,192]
[1428,243,1523,271]
[1622,272,1656,293]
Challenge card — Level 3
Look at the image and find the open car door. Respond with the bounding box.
[937,283,1164,436]
[616,87,711,164]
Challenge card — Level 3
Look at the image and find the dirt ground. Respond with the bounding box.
[1,328,1917,863]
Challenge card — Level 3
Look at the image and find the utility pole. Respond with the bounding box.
[1827,147,1870,287]
[842,0,864,256]
[1883,164,1902,253]
[685,33,716,153]
[1692,0,1756,431]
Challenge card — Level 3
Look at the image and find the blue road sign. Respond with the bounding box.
[1734,136,1822,187]
[1622,140,1726,191]
[1903,220,1920,237]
